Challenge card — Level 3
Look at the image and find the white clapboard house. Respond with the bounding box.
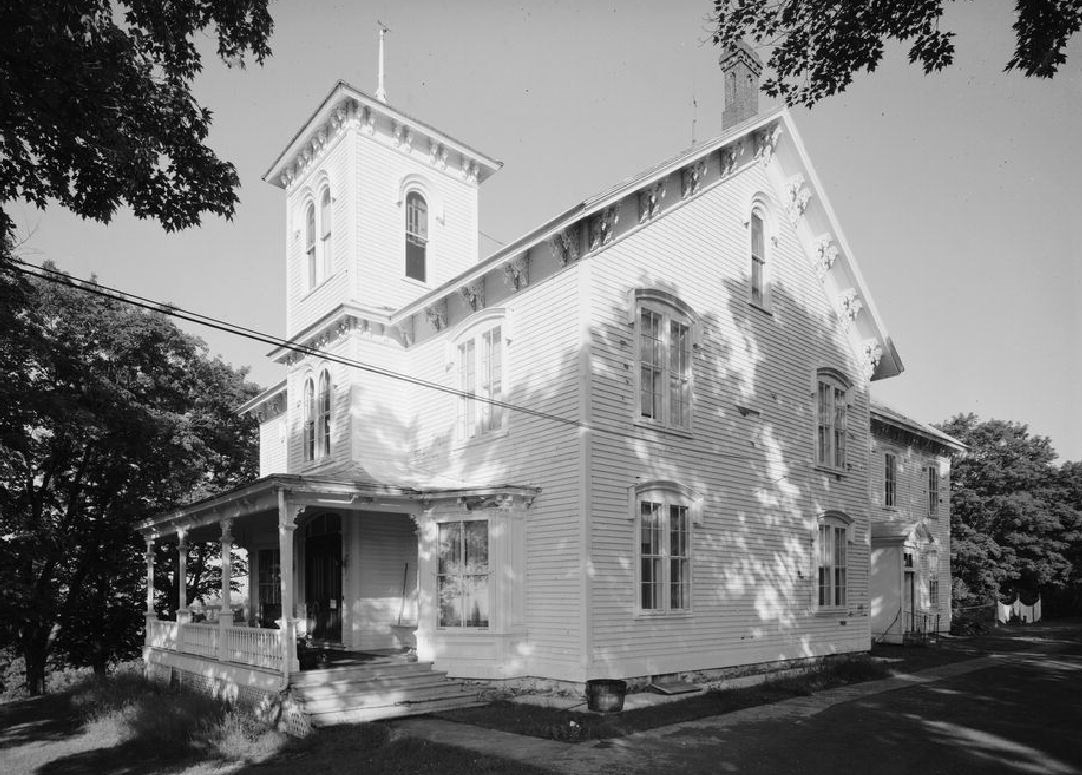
[139,44,957,724]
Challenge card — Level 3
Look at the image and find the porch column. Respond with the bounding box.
[278,489,300,683]
[176,529,190,624]
[219,519,233,660]
[144,537,156,624]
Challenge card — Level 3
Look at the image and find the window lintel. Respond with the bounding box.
[627,288,696,325]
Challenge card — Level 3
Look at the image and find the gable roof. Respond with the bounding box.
[393,106,903,380]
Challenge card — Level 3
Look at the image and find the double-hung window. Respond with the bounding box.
[816,371,848,470]
[884,452,897,507]
[304,203,317,291]
[817,517,849,608]
[319,187,332,281]
[927,548,940,608]
[317,369,332,458]
[927,464,939,517]
[637,295,693,430]
[302,376,315,462]
[405,191,428,282]
[750,211,766,306]
[637,484,694,613]
[437,520,489,628]
[457,319,505,439]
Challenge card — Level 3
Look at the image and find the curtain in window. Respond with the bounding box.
[437,521,489,628]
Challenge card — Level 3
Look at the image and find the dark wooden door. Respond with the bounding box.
[305,514,342,642]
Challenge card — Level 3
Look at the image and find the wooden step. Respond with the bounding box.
[299,683,480,715]
[290,661,438,687]
[307,696,488,726]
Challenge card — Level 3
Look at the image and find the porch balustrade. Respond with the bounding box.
[147,620,285,672]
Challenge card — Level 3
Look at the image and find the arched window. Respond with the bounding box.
[319,187,332,282]
[304,202,317,291]
[405,191,428,282]
[817,512,851,609]
[456,314,506,439]
[302,376,315,462]
[750,210,766,306]
[633,289,695,430]
[317,369,332,458]
[635,482,698,613]
[816,369,849,470]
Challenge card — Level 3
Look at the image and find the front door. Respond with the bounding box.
[903,570,916,632]
[304,513,342,642]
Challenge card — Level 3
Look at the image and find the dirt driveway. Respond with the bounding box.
[397,621,1082,775]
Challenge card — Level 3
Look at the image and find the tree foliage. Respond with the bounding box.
[713,0,1082,107]
[0,266,260,693]
[937,414,1082,609]
[0,0,273,250]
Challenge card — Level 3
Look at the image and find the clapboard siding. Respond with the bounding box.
[258,414,287,476]
[583,156,874,678]
[346,511,418,651]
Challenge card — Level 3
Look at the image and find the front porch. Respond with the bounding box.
[137,474,536,722]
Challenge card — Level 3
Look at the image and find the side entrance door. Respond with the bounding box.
[304,513,342,643]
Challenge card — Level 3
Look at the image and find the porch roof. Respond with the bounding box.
[870,521,937,546]
[137,474,540,539]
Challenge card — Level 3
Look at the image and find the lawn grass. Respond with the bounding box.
[438,655,893,742]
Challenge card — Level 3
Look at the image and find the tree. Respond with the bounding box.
[712,0,1082,107]
[0,0,273,256]
[0,265,260,692]
[937,414,1082,609]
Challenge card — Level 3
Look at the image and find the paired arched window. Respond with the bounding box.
[634,289,694,430]
[817,512,851,609]
[405,191,428,282]
[750,209,767,306]
[816,368,849,470]
[635,482,697,613]
[303,186,333,292]
[302,369,332,462]
[456,315,506,439]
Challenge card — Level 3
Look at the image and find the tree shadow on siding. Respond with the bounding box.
[589,272,868,675]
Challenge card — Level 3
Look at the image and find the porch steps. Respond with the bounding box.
[291,659,486,725]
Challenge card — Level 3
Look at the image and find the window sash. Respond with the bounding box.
[639,499,691,612]
[817,524,847,607]
[884,453,896,506]
[318,371,332,458]
[305,204,317,289]
[750,213,765,304]
[928,466,939,516]
[638,308,691,428]
[459,325,504,439]
[816,379,846,469]
[303,378,315,462]
[405,192,427,281]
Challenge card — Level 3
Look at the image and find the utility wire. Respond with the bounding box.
[10,258,782,470]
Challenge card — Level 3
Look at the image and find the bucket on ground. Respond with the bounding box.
[585,679,627,713]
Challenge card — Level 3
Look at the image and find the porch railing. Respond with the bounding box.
[221,626,283,671]
[146,620,283,672]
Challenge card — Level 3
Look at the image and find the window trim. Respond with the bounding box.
[814,369,850,472]
[815,511,851,612]
[454,309,508,442]
[631,289,696,432]
[633,482,699,616]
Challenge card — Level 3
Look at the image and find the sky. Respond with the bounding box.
[10,0,1081,462]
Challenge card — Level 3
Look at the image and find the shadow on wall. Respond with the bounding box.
[589,273,866,673]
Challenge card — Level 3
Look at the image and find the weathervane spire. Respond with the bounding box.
[376,21,389,103]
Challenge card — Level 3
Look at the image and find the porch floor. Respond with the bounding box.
[298,647,413,671]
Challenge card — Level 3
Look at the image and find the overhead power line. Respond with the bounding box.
[9,258,780,471]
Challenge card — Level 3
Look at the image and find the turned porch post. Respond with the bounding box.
[144,537,156,624]
[219,519,233,659]
[277,489,300,683]
[176,529,190,624]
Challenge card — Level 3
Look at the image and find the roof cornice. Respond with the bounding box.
[263,81,502,189]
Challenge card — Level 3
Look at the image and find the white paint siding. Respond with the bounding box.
[346,511,418,651]
[585,159,873,678]
[257,414,287,476]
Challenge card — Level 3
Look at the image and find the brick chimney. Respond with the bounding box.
[719,41,764,130]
